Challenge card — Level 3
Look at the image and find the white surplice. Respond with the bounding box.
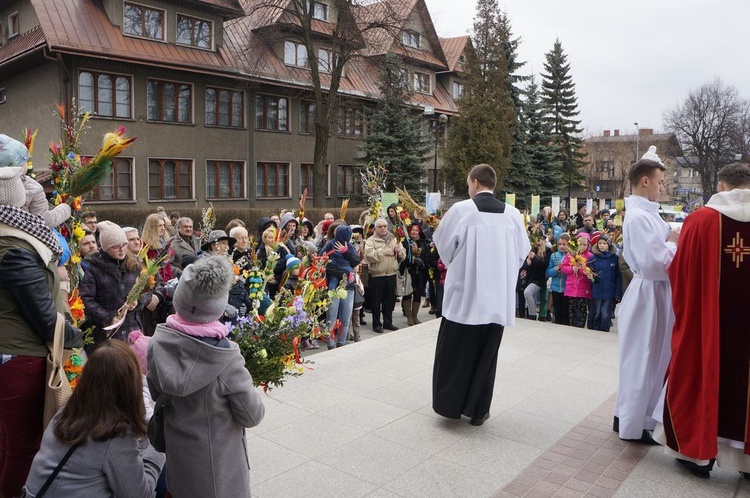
[614,195,677,440]
[433,193,529,326]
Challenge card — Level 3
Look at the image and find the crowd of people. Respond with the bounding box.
[2,125,750,497]
[515,204,624,333]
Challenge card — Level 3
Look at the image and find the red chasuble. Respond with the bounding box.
[664,207,750,460]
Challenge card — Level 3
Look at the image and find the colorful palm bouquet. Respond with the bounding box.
[105,246,167,333]
[229,253,343,391]
[566,238,597,283]
[360,162,387,231]
[44,101,136,286]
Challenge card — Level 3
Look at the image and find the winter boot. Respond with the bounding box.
[411,299,422,325]
[402,298,411,317]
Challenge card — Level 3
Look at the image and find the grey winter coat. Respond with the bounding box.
[22,417,164,497]
[147,325,265,498]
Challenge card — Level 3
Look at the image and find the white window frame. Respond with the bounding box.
[123,2,166,42]
[175,12,214,50]
[256,161,291,199]
[452,81,464,99]
[299,163,331,198]
[78,69,134,119]
[307,1,328,21]
[284,40,308,68]
[206,160,247,200]
[8,12,19,38]
[413,71,431,95]
[401,30,420,49]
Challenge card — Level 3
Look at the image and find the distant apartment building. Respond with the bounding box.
[582,128,682,205]
[0,0,466,211]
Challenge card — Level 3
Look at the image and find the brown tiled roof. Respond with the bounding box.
[355,0,447,69]
[29,0,240,78]
[187,0,245,18]
[440,35,469,72]
[0,25,46,68]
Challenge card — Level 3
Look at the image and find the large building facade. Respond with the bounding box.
[0,0,465,211]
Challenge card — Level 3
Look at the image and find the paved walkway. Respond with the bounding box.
[247,316,750,498]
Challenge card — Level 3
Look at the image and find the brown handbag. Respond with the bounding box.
[43,313,73,429]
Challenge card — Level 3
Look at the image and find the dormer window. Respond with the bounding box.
[123,3,164,41]
[176,14,212,49]
[401,30,420,49]
[306,1,328,21]
[284,41,308,68]
[458,54,466,65]
[413,71,430,94]
[8,12,19,38]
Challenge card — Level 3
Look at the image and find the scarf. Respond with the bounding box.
[0,205,62,256]
[166,314,228,339]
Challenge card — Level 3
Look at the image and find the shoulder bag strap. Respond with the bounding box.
[35,444,78,498]
[52,313,65,370]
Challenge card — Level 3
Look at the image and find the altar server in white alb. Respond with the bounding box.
[613,146,680,443]
[432,164,530,426]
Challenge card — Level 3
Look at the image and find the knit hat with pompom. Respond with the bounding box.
[172,256,233,323]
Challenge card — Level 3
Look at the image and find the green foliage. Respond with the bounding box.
[443,0,515,197]
[496,11,537,198]
[524,75,561,202]
[360,55,432,193]
[540,39,586,189]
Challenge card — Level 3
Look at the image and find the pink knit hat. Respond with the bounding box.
[127,330,149,375]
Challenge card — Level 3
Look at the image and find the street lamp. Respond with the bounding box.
[567,145,573,206]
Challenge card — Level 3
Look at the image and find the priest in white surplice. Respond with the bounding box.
[432,164,530,426]
[614,146,680,443]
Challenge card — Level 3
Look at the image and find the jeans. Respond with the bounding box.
[523,283,542,317]
[327,276,354,347]
[590,298,614,331]
[0,356,45,497]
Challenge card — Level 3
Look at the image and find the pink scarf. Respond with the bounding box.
[166,314,228,339]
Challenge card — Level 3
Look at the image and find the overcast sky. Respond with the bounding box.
[424,0,750,138]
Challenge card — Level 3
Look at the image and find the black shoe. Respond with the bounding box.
[740,471,750,480]
[383,324,399,331]
[613,416,619,433]
[373,325,383,333]
[360,318,367,325]
[470,413,490,426]
[677,458,714,479]
[621,430,659,445]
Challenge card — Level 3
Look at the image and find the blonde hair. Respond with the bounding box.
[141,213,167,249]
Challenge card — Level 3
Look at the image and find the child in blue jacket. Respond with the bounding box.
[545,233,570,325]
[589,234,621,332]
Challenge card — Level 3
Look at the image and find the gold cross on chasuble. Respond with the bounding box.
[724,232,750,268]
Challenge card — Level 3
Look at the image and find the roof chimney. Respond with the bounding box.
[639,128,654,136]
[603,130,611,137]
[614,129,619,136]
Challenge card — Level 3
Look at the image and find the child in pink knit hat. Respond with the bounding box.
[128,331,154,420]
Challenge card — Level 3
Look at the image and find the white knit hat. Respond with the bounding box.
[97,220,128,251]
[641,146,664,166]
[0,166,28,207]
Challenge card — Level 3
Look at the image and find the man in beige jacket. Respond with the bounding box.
[365,218,406,332]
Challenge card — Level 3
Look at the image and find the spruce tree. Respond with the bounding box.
[524,75,559,201]
[540,38,586,194]
[442,0,515,196]
[496,11,537,200]
[361,55,432,193]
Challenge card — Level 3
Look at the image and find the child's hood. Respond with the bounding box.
[148,324,240,397]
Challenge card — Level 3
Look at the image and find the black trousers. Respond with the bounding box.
[551,291,570,325]
[432,318,504,419]
[369,274,397,328]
